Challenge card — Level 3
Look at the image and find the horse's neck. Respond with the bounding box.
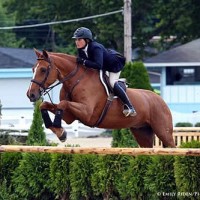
[51,52,76,61]
[51,52,106,99]
[51,53,77,76]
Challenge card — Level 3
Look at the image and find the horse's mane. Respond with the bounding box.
[49,52,76,63]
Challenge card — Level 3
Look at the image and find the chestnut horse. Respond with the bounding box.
[27,49,175,148]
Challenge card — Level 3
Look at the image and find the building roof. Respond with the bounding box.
[144,38,200,63]
[0,47,37,68]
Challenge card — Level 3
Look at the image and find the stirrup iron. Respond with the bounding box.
[123,104,137,117]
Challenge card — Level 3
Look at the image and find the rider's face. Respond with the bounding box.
[75,38,86,49]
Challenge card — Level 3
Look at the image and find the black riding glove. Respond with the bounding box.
[76,57,85,65]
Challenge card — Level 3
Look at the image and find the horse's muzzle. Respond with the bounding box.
[27,90,41,102]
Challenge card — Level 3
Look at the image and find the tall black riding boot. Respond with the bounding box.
[113,82,137,117]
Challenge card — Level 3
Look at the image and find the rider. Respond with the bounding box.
[72,27,137,117]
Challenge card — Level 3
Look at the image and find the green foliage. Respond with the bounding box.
[2,0,200,56]
[0,152,22,186]
[174,141,200,199]
[121,61,153,90]
[175,122,193,127]
[154,0,200,45]
[27,99,47,145]
[194,122,200,127]
[112,128,138,147]
[145,156,177,200]
[49,153,72,199]
[0,179,19,200]
[0,132,15,145]
[69,154,96,200]
[12,152,53,200]
[0,1,21,48]
[117,156,152,200]
[91,155,131,199]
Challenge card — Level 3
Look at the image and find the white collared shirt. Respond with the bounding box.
[82,44,88,58]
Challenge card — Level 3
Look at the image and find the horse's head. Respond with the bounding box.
[27,49,58,102]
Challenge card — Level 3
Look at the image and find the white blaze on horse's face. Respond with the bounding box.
[27,62,44,102]
[28,63,39,96]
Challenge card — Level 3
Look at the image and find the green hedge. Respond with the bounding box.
[1,141,200,199]
[174,141,200,200]
[175,122,193,127]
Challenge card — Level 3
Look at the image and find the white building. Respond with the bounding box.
[144,39,200,125]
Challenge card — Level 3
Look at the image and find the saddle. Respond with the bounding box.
[99,70,127,97]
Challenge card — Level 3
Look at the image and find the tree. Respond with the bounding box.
[12,152,53,200]
[0,1,21,47]
[3,0,200,58]
[2,0,124,52]
[70,154,95,199]
[144,156,177,199]
[174,141,200,195]
[49,153,72,199]
[26,99,47,145]
[117,156,152,199]
[112,129,138,148]
[121,61,153,90]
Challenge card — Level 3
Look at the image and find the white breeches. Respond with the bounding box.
[109,71,121,88]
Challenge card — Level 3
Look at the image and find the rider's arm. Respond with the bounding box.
[83,46,103,70]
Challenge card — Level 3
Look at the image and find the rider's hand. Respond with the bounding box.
[76,57,85,65]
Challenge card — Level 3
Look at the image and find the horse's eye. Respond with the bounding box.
[41,67,47,73]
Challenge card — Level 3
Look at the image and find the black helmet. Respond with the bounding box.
[72,27,93,41]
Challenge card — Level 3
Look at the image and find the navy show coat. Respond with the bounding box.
[78,41,126,73]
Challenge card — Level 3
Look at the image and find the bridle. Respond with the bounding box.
[31,58,51,91]
[31,56,85,102]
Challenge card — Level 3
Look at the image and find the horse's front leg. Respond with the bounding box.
[55,100,93,126]
[40,101,75,142]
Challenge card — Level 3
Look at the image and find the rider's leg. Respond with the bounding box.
[109,72,137,117]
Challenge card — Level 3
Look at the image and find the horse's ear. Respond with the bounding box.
[42,50,49,60]
[34,48,42,58]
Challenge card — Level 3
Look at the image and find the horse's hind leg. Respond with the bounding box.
[151,120,175,148]
[130,126,155,148]
[153,125,175,148]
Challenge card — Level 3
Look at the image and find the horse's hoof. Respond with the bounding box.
[58,130,67,142]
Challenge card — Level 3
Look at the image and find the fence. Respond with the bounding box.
[1,145,200,156]
[154,127,200,147]
[0,117,105,139]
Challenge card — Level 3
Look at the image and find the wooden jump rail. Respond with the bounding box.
[1,145,200,156]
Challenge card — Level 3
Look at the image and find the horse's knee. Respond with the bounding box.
[40,101,57,112]
[40,101,49,110]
